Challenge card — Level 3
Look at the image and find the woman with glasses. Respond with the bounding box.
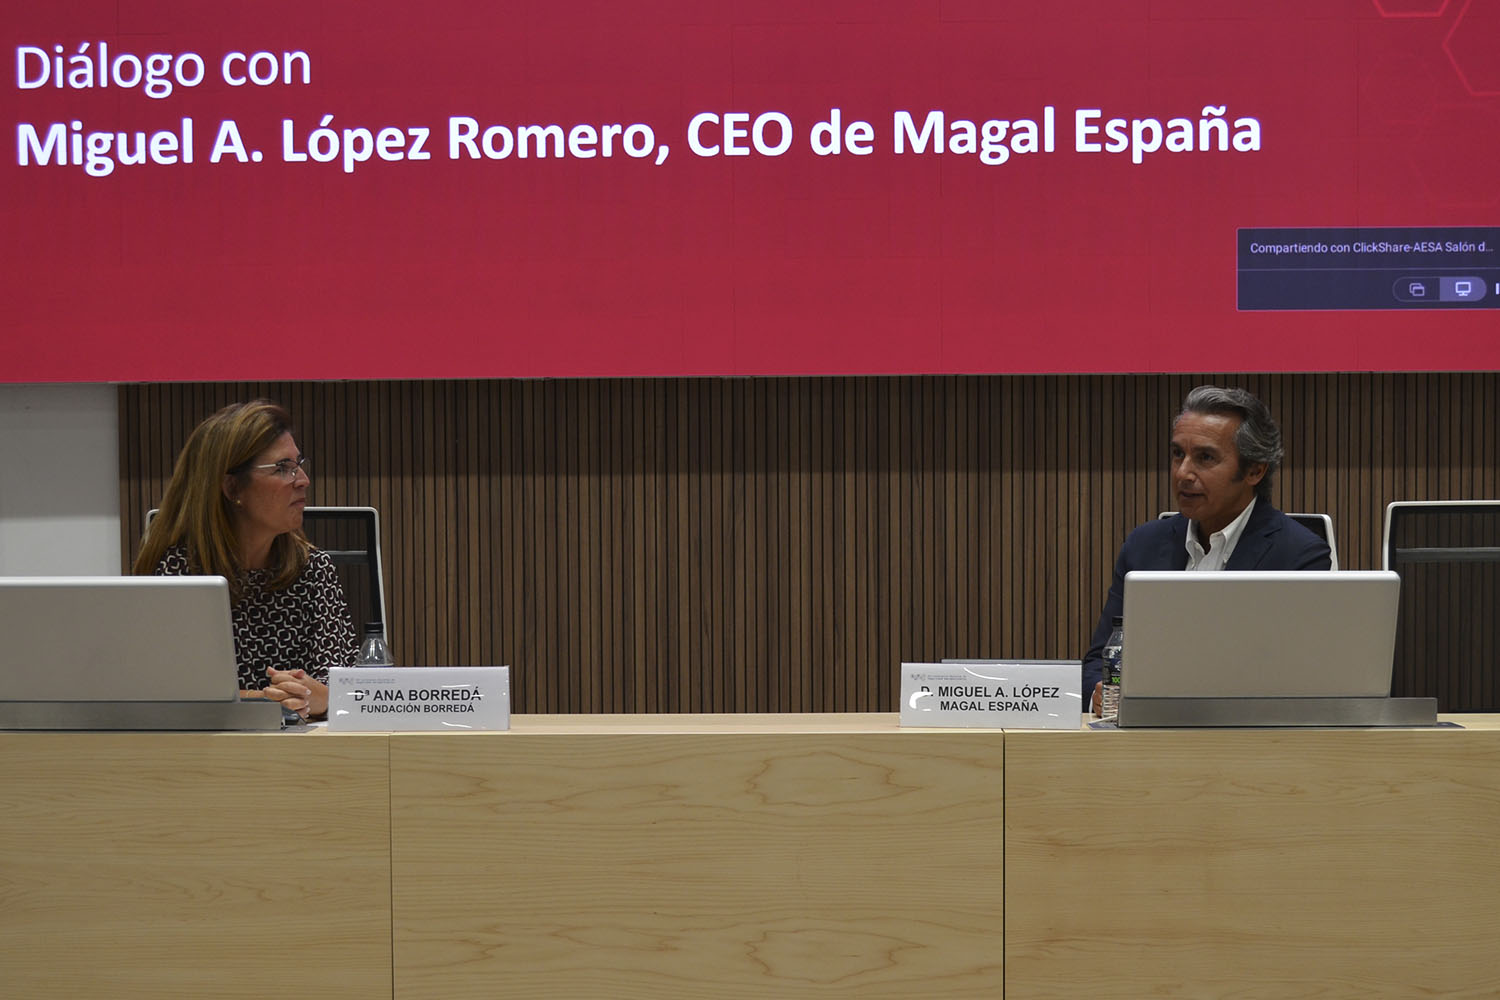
[133,399,357,720]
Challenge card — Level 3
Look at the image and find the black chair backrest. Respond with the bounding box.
[298,508,386,640]
[1285,513,1339,571]
[1382,501,1500,711]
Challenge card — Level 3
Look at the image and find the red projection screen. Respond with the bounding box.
[4,1,1498,381]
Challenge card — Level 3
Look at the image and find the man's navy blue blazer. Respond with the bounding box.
[1081,502,1333,697]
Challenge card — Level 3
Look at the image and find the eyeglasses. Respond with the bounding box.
[251,456,310,482]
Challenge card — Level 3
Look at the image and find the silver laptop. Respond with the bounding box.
[1117,570,1431,726]
[0,576,280,729]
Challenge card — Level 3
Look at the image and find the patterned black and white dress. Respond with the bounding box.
[153,545,358,690]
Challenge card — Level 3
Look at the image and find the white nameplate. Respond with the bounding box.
[327,666,510,731]
[899,661,1081,729]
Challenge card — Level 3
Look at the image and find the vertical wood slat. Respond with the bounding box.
[118,374,1500,714]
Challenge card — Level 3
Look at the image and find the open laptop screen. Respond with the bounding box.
[0,576,240,703]
[1119,571,1400,699]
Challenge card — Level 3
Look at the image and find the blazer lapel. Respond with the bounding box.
[1160,514,1190,570]
[1226,503,1279,569]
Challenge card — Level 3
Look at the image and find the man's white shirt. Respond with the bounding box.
[1184,496,1257,572]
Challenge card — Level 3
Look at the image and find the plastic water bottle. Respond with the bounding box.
[357,622,395,667]
[1100,616,1124,719]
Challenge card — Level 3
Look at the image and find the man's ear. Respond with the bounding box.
[1243,462,1267,487]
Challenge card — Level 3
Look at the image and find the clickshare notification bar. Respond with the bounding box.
[1237,227,1500,310]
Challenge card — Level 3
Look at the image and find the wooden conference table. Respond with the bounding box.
[3,714,1497,1000]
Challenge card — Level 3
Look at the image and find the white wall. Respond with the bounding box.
[0,384,122,575]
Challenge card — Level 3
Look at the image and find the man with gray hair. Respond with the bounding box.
[1082,385,1332,713]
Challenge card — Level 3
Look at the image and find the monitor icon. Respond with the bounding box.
[1439,275,1489,303]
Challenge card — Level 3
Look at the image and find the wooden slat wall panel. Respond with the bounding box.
[119,374,1500,713]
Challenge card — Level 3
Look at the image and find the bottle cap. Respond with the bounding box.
[364,621,383,635]
[1111,615,1123,626]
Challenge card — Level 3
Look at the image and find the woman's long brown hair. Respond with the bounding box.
[132,399,311,599]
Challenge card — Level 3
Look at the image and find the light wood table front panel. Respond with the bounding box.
[390,716,1005,999]
[0,732,392,1000]
[1005,727,1500,1000]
